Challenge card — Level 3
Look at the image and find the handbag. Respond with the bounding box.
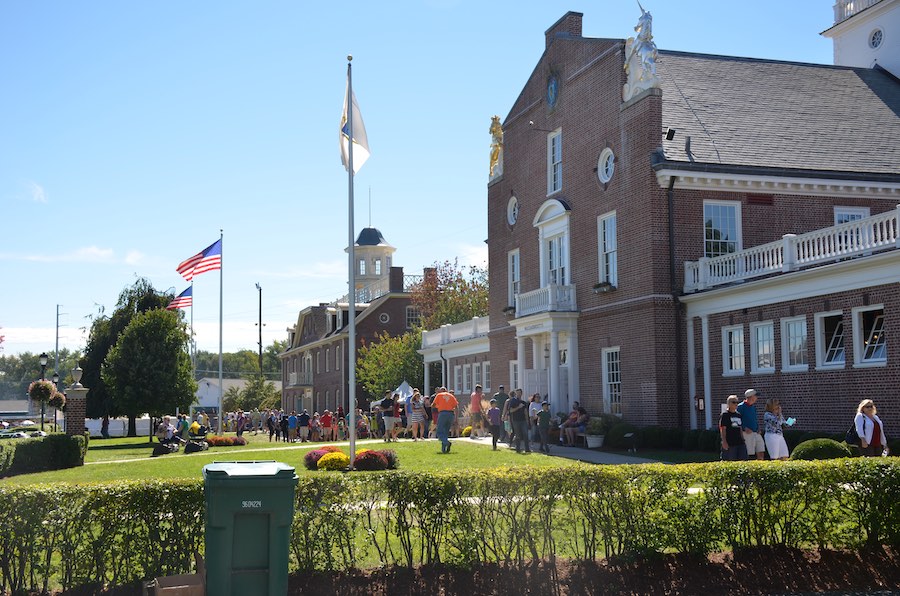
[845,417,865,445]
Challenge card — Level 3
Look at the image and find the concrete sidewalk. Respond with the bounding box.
[461,434,659,465]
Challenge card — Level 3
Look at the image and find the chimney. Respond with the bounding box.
[545,11,583,49]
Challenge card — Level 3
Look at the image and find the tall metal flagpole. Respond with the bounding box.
[218,229,224,434]
[190,280,195,380]
[347,56,357,466]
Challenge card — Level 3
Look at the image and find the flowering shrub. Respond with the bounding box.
[355,448,373,456]
[304,449,327,471]
[319,445,342,454]
[461,425,472,437]
[317,451,350,471]
[48,392,66,409]
[379,449,399,470]
[28,380,55,403]
[231,436,247,446]
[353,449,388,471]
[207,435,240,447]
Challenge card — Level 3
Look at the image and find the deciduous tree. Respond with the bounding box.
[409,259,488,330]
[103,309,196,436]
[356,331,423,402]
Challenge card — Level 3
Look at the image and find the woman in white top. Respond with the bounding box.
[855,399,888,457]
[763,398,790,460]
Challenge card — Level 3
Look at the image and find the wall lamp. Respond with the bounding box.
[528,120,556,133]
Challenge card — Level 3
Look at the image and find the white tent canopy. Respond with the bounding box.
[394,381,414,400]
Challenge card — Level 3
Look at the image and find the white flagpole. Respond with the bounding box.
[218,229,224,435]
[347,57,358,466]
[190,280,195,381]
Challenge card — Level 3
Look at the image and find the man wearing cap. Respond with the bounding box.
[432,386,458,454]
[738,389,765,460]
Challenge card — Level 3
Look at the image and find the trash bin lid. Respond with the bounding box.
[202,460,296,479]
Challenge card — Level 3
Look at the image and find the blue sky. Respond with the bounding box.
[0,1,836,357]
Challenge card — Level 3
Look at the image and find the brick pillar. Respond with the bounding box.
[65,386,88,437]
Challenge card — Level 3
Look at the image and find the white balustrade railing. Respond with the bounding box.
[684,206,899,293]
[421,316,490,349]
[515,284,577,317]
[288,370,313,386]
[833,0,882,24]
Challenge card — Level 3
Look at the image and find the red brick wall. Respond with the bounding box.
[696,284,899,434]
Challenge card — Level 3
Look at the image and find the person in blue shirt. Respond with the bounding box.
[737,389,765,460]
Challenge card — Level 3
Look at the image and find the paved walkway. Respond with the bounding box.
[461,434,660,465]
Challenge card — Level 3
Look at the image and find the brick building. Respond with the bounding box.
[423,3,900,432]
[280,227,422,413]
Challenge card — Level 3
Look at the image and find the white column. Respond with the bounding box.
[686,316,697,430]
[701,315,712,429]
[424,360,431,397]
[516,336,526,391]
[567,331,579,413]
[549,331,560,412]
[532,337,542,370]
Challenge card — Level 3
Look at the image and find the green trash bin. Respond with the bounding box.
[203,461,298,595]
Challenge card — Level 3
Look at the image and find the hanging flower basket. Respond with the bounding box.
[49,392,66,409]
[28,380,56,403]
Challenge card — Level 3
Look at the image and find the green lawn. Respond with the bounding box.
[3,434,582,485]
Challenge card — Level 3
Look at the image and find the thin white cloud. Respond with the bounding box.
[453,242,489,269]
[24,246,115,263]
[124,250,144,266]
[27,181,47,203]
[253,259,346,280]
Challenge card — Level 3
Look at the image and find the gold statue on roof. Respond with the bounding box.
[489,115,504,179]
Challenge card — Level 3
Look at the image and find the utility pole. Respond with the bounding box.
[255,283,263,375]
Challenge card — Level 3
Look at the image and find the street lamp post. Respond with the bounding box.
[52,372,60,432]
[39,352,48,431]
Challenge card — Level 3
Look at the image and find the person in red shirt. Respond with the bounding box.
[321,410,333,442]
[433,387,458,454]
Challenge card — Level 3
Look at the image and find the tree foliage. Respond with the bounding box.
[102,309,196,421]
[356,331,423,401]
[222,375,281,412]
[0,349,82,400]
[194,340,285,380]
[81,278,173,418]
[409,259,488,330]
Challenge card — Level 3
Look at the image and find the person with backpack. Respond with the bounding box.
[855,399,888,457]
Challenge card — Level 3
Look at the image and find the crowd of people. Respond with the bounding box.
[719,389,889,460]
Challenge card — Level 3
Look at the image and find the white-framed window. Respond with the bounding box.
[374,258,382,276]
[722,325,745,376]
[454,365,462,394]
[358,258,366,276]
[781,316,808,372]
[509,360,518,392]
[463,364,472,393]
[598,212,618,286]
[316,351,321,374]
[406,306,421,329]
[473,362,482,388]
[704,200,742,258]
[507,196,519,226]
[547,235,567,285]
[335,389,340,408]
[483,361,491,392]
[335,344,341,371]
[750,322,775,374]
[815,311,846,369]
[834,206,870,225]
[508,249,520,306]
[602,347,622,415]
[325,348,330,372]
[547,129,562,195]
[852,305,886,367]
[597,147,615,184]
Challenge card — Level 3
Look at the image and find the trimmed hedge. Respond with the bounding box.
[0,433,86,478]
[791,438,854,461]
[2,459,899,592]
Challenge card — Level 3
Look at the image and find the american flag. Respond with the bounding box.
[177,239,221,281]
[166,286,193,310]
